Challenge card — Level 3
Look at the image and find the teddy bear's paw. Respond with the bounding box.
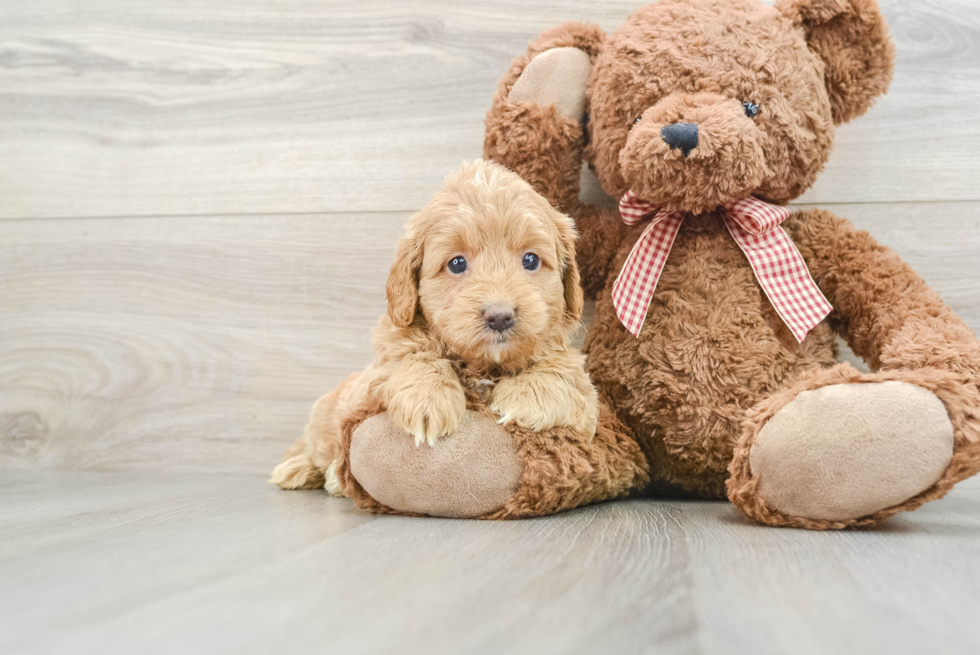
[749,381,955,522]
[508,46,591,119]
[349,411,522,518]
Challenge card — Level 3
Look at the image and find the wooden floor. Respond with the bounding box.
[2,1,980,653]
[1,471,978,655]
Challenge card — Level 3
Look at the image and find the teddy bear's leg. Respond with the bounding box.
[728,364,980,529]
[334,401,648,519]
[744,209,980,529]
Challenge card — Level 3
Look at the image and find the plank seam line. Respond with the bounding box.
[0,199,978,222]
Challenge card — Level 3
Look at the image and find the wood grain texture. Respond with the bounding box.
[0,212,405,473]
[1,202,978,475]
[0,470,978,655]
[0,0,978,220]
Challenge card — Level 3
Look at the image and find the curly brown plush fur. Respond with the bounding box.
[484,0,980,528]
[316,0,977,527]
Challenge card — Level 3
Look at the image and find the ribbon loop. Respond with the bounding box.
[724,196,788,234]
[611,192,832,343]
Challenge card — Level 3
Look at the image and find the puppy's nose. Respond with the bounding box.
[661,122,699,157]
[483,303,515,333]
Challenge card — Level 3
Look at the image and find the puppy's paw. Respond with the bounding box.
[270,454,326,490]
[323,461,345,498]
[491,374,598,439]
[387,379,467,447]
[575,396,600,440]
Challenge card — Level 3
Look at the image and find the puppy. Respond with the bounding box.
[271,159,598,494]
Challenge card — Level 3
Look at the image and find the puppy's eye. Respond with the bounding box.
[447,256,467,275]
[522,252,541,272]
[743,101,760,119]
[634,116,642,125]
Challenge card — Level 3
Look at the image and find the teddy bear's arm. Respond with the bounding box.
[484,101,624,297]
[786,208,980,383]
[484,100,584,213]
[483,22,627,299]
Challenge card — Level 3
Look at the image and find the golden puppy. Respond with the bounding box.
[271,159,598,493]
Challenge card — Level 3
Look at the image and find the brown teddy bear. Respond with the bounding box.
[334,0,980,529]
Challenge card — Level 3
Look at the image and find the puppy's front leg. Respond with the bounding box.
[381,353,467,447]
[490,351,599,438]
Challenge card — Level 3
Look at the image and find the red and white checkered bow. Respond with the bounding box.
[612,190,832,342]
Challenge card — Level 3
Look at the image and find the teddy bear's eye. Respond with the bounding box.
[635,116,642,125]
[743,101,760,118]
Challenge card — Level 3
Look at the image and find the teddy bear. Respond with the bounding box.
[333,0,980,529]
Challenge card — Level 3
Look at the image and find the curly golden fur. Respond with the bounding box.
[270,160,599,491]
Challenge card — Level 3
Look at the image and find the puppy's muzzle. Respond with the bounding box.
[483,303,515,333]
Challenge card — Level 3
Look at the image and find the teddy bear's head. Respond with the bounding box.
[562,0,894,213]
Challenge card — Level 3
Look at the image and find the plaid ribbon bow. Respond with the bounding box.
[612,190,832,342]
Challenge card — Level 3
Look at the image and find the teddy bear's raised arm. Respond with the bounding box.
[484,22,626,298]
[786,209,980,385]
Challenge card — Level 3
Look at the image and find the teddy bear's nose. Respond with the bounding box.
[661,122,699,157]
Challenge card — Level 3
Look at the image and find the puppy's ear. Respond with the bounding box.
[553,211,584,326]
[385,229,423,328]
[777,0,894,124]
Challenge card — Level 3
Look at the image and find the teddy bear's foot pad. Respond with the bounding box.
[750,381,954,521]
[349,412,521,518]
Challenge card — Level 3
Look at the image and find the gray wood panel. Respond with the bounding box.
[0,212,405,474]
[0,470,977,655]
[1,0,978,220]
[1,202,977,475]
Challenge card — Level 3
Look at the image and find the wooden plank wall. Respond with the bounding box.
[2,0,978,475]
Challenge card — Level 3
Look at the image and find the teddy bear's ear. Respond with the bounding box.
[777,0,895,124]
[495,22,606,121]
